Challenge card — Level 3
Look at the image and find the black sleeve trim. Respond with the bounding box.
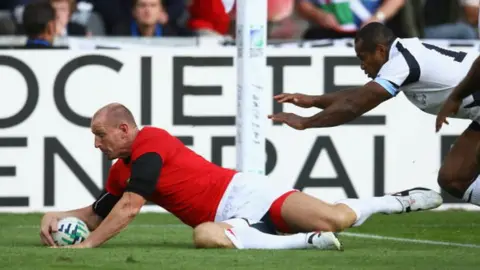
[92,190,121,219]
[125,152,162,199]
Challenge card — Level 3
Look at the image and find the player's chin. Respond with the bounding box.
[106,154,118,160]
[102,151,116,160]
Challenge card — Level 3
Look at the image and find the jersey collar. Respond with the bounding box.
[122,156,131,164]
[387,38,400,60]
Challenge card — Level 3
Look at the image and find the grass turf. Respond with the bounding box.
[0,211,479,270]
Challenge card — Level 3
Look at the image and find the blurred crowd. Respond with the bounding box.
[0,0,479,41]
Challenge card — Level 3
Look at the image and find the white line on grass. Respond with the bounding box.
[10,224,480,249]
[341,232,480,249]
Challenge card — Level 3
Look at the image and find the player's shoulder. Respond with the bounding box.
[131,126,178,158]
[136,126,173,142]
[379,38,423,71]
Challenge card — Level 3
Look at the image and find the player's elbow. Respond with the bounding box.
[119,194,145,218]
[118,202,141,219]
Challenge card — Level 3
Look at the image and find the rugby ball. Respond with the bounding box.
[52,217,90,246]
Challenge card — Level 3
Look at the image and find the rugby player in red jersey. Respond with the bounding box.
[40,103,442,250]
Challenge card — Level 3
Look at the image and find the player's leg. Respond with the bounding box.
[192,219,342,250]
[437,122,480,206]
[272,187,442,233]
[214,172,440,237]
[192,222,235,248]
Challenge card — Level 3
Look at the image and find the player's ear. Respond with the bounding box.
[119,123,129,134]
[377,44,388,58]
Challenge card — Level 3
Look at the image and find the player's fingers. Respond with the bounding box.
[268,114,285,122]
[50,220,58,232]
[277,96,293,103]
[41,229,56,246]
[436,114,449,132]
[39,233,48,246]
[273,94,287,100]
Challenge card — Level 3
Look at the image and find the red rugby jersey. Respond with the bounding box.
[105,127,236,227]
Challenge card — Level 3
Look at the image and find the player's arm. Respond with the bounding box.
[309,88,359,109]
[269,81,393,129]
[39,205,103,246]
[302,81,392,128]
[80,153,162,248]
[448,55,480,101]
[274,88,359,109]
[39,189,123,247]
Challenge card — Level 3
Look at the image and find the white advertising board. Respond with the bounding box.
[0,47,477,212]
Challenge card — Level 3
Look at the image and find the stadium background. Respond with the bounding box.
[0,1,480,269]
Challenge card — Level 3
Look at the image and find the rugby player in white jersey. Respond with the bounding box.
[269,22,480,208]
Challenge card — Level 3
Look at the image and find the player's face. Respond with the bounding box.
[91,120,129,160]
[355,41,386,79]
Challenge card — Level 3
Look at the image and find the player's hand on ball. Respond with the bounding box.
[274,93,315,108]
[436,97,461,132]
[268,112,307,130]
[40,213,59,247]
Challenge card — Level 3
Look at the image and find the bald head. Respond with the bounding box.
[92,103,137,128]
[91,103,138,160]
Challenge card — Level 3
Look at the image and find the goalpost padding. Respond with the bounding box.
[235,0,268,175]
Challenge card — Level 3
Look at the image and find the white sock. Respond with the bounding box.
[336,196,403,227]
[224,226,309,249]
[463,176,480,206]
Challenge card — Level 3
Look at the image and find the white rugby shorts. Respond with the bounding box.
[214,172,295,223]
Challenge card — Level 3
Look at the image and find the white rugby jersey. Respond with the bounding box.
[374,38,480,122]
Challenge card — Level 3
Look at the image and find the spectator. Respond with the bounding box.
[267,0,296,39]
[50,0,88,36]
[163,0,189,29]
[112,0,191,37]
[462,0,479,27]
[228,0,297,39]
[188,0,231,36]
[423,0,479,39]
[22,1,56,48]
[0,16,16,35]
[296,0,405,40]
[82,0,131,35]
[0,0,18,10]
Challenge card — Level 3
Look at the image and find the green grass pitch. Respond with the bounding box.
[0,211,479,269]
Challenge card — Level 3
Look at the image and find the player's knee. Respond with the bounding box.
[437,167,469,198]
[311,208,352,232]
[329,206,356,231]
[193,222,235,249]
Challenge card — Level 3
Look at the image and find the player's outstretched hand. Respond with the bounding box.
[40,213,59,247]
[436,97,461,132]
[268,112,307,130]
[274,93,315,108]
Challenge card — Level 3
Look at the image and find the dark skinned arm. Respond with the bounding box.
[303,81,392,128]
[449,56,480,100]
[309,88,359,109]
